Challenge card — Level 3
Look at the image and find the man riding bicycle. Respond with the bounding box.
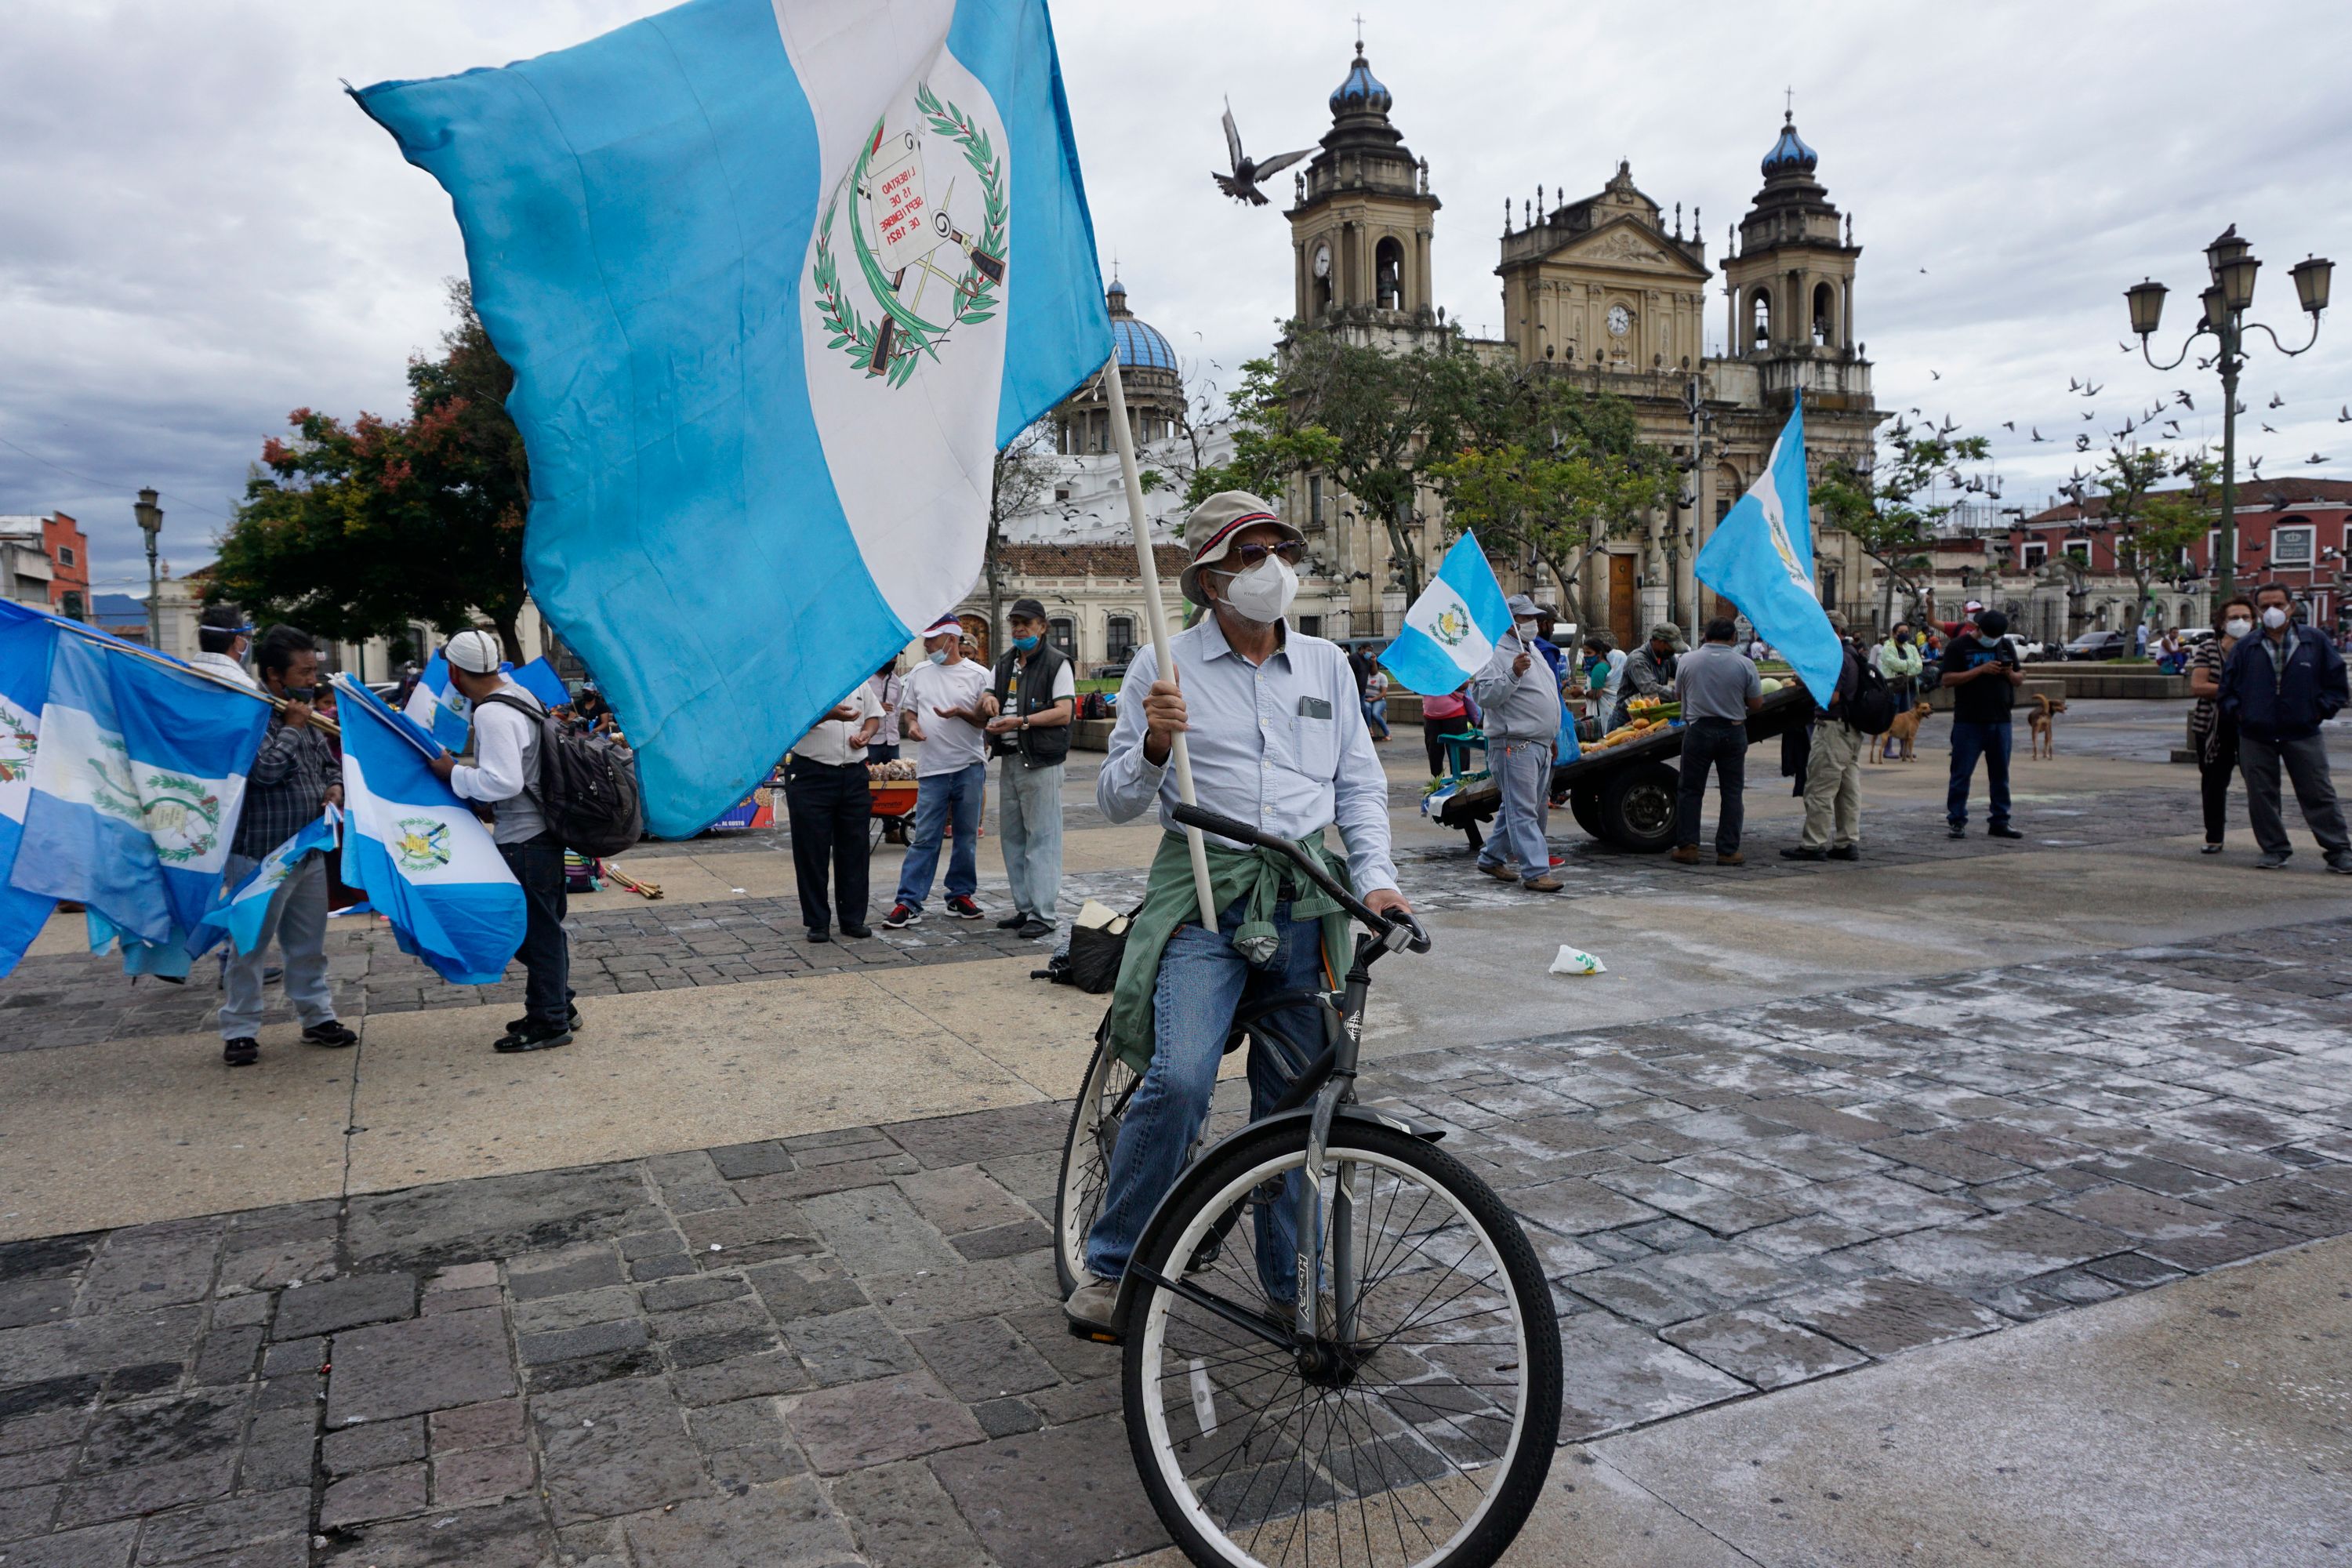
[1065,491,1412,1335]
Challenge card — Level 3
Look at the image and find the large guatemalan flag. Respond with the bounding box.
[11,631,270,953]
[333,677,524,986]
[1693,390,1845,707]
[0,604,62,972]
[355,0,1112,837]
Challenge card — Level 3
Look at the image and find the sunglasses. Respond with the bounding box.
[1219,540,1308,570]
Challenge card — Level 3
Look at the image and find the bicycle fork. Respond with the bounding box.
[1294,949,1377,1354]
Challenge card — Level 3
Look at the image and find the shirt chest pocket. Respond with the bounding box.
[1289,711,1338,778]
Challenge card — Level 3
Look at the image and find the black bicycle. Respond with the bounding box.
[1052,803,1561,1568]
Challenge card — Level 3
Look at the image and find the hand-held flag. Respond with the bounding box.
[0,604,60,973]
[336,677,523,986]
[354,0,1110,837]
[402,654,474,753]
[1693,391,1846,707]
[189,808,342,958]
[1384,532,1512,697]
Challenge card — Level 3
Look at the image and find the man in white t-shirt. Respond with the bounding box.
[786,681,882,943]
[885,615,996,927]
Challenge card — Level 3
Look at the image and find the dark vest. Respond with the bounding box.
[989,643,1073,767]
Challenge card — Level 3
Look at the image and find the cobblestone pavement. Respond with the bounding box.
[4,782,2241,1055]
[2,916,2346,1566]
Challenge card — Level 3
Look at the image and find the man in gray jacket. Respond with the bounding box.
[1472,594,1564,891]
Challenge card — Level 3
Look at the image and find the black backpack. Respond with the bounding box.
[477,693,644,856]
[1842,648,1897,734]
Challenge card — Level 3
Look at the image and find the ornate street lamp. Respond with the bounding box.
[132,488,163,648]
[2127,227,2330,603]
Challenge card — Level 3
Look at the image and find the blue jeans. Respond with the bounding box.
[1947,720,2013,828]
[894,762,984,910]
[1084,898,1325,1298]
[1363,698,1389,739]
[1477,740,1552,880]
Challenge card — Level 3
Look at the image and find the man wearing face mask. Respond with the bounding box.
[217,625,354,1068]
[1472,594,1566,891]
[1940,606,2026,840]
[886,616,996,927]
[1069,492,1410,1334]
[985,598,1074,941]
[2220,584,2352,872]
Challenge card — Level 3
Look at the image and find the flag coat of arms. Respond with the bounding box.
[12,633,270,949]
[1693,390,1846,707]
[354,0,1110,836]
[1383,532,1513,697]
[0,604,60,972]
[335,677,524,986]
[189,808,341,958]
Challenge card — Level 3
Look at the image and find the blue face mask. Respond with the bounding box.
[1012,634,1040,652]
[927,649,948,666]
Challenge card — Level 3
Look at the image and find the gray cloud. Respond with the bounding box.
[5,0,2348,593]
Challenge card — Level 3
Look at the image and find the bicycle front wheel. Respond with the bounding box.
[1122,1120,1560,1568]
[1052,1029,1139,1295]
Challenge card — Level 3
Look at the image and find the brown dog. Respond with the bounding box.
[1869,701,1936,764]
[2028,692,2067,759]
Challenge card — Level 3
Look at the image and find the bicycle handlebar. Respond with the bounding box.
[1169,803,1432,954]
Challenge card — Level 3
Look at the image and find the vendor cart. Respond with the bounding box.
[1432,683,1813,854]
[869,778,919,848]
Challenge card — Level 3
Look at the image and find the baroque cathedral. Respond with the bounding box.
[1284,38,1885,648]
[968,37,1886,669]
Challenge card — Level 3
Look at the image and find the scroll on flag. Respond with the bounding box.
[336,677,524,986]
[354,0,1112,836]
[189,808,342,959]
[1382,532,1513,696]
[1693,390,1845,707]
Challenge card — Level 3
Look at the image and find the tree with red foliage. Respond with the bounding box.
[213,282,535,659]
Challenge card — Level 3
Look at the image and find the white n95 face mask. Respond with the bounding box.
[1219,556,1298,623]
[2262,606,2290,630]
[2225,617,2253,638]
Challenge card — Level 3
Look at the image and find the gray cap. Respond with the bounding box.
[1647,622,1683,646]
[1824,610,1850,633]
[1505,593,1541,619]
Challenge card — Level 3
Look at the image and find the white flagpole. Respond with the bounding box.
[1102,352,1216,927]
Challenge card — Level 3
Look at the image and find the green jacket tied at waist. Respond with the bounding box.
[1106,828,1357,1075]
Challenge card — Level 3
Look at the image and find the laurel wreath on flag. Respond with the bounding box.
[812,83,1007,389]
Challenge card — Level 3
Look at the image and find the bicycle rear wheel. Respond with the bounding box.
[1122,1120,1560,1568]
[1052,1030,1139,1295]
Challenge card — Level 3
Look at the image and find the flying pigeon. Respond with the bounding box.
[2177,391,2195,410]
[2263,423,2278,434]
[2339,405,2351,423]
[2269,393,2285,409]
[2309,453,2330,465]
[1214,100,1310,206]
[1929,369,1942,380]
[2075,434,2092,452]
[2031,427,2047,442]
[2002,421,2016,431]
[2082,381,2103,397]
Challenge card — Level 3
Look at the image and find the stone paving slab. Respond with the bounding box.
[0,919,2345,1564]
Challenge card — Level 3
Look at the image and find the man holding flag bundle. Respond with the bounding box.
[1472,596,1568,892]
[214,626,354,1067]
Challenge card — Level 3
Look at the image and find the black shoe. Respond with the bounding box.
[223,1036,259,1067]
[994,913,1031,930]
[946,895,984,920]
[494,1021,573,1054]
[840,923,873,938]
[806,928,831,943]
[1827,845,1860,861]
[506,1006,583,1036]
[2256,852,2292,870]
[1987,824,2024,840]
[301,1021,358,1050]
[1779,847,1827,862]
[1947,823,1967,840]
[2201,842,2225,855]
[883,903,920,929]
[262,967,284,985]
[1018,916,1052,940]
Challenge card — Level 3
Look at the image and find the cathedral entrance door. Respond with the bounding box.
[1609,554,1637,650]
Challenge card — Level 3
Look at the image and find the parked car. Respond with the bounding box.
[2060,630,2130,662]
[1091,662,1129,686]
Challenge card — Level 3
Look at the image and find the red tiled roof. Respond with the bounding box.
[992,543,1191,577]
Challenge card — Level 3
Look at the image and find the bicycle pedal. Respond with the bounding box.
[1068,1320,1123,1346]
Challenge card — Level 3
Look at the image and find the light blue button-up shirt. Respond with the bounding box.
[1097,615,1399,895]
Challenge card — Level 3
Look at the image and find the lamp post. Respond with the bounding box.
[132,488,163,649]
[2125,227,2331,604]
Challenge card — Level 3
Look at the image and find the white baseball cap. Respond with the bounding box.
[445,629,503,673]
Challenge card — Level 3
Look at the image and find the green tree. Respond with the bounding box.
[211,282,535,659]
[1813,416,1992,627]
[2094,446,2216,632]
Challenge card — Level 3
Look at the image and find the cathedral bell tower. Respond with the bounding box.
[1286,38,1440,337]
[1722,111,1863,380]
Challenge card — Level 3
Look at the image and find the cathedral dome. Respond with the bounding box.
[1762,113,1817,176]
[1329,49,1392,116]
[1106,280,1177,372]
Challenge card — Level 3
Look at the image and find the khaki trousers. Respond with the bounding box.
[1799,720,1864,850]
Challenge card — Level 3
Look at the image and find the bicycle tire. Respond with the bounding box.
[1120,1120,1560,1568]
[1052,1029,1138,1295]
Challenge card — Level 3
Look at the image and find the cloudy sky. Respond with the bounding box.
[5,0,2350,593]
